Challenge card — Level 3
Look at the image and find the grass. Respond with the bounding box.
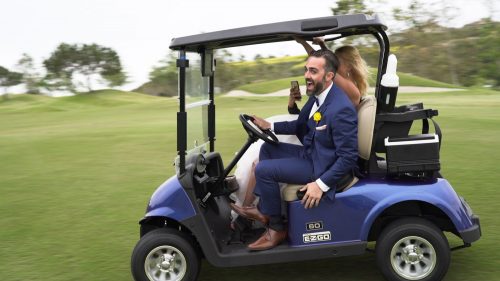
[228,55,306,67]
[396,72,460,88]
[237,75,305,94]
[237,70,460,94]
[1,88,499,281]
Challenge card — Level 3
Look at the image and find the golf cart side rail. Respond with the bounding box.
[169,14,387,52]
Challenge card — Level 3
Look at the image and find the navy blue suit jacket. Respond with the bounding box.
[273,84,358,199]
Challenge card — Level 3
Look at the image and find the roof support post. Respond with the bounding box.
[177,50,188,175]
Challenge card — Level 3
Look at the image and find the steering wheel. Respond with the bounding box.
[239,114,279,144]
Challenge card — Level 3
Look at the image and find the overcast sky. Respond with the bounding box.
[1,0,497,91]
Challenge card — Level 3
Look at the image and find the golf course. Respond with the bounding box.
[1,84,499,280]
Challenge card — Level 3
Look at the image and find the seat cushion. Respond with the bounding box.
[281,176,359,202]
[282,184,304,202]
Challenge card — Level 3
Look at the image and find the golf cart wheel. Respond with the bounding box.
[131,228,200,281]
[376,218,450,281]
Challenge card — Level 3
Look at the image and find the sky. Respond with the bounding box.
[1,0,498,91]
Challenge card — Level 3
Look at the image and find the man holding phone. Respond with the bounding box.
[231,50,358,251]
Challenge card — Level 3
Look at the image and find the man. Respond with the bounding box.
[231,50,358,251]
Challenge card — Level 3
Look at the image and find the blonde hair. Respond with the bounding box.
[335,46,369,96]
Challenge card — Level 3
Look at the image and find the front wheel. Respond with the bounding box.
[376,218,450,281]
[131,228,200,281]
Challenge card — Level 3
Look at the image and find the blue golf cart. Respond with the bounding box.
[131,14,481,281]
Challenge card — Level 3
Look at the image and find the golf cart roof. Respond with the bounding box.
[170,14,387,52]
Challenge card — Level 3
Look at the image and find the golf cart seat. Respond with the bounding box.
[282,95,377,201]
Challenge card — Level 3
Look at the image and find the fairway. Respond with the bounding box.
[1,89,499,281]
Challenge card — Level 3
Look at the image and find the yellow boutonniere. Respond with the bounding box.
[313,112,322,123]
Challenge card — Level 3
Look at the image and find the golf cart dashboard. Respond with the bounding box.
[183,152,227,201]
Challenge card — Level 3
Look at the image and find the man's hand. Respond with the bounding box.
[288,87,301,107]
[251,115,271,130]
[300,182,324,209]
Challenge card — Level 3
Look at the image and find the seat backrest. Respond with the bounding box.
[281,97,376,201]
[358,95,377,160]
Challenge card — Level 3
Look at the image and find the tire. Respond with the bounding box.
[131,228,201,281]
[375,217,450,281]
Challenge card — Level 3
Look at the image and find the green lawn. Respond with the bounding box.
[1,89,499,281]
[236,70,460,94]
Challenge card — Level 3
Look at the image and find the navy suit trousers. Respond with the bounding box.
[254,142,315,216]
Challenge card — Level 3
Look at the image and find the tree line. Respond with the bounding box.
[0,43,126,99]
[140,0,498,97]
[346,0,500,88]
[2,0,497,99]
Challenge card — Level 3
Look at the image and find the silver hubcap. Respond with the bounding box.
[390,236,436,280]
[145,245,187,281]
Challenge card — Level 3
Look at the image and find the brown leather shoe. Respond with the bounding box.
[230,203,269,225]
[248,228,288,251]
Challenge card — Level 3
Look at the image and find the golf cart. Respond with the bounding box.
[131,14,481,281]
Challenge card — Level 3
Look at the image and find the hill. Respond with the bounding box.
[0,89,162,111]
[236,69,461,94]
[135,54,465,97]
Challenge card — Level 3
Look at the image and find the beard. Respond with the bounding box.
[305,75,327,97]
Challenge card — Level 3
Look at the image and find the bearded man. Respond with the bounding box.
[231,49,358,251]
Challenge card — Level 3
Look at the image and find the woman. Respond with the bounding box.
[232,38,369,212]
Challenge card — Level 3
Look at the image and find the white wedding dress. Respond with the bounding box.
[230,114,301,213]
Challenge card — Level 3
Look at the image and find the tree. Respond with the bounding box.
[16,53,41,94]
[78,44,126,90]
[390,0,475,86]
[43,43,126,92]
[134,51,178,97]
[392,0,436,32]
[331,0,371,15]
[104,72,127,88]
[149,51,177,82]
[0,66,23,100]
[253,54,263,61]
[329,0,376,47]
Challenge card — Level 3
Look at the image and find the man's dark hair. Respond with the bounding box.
[309,49,339,74]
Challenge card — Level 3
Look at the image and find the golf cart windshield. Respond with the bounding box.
[185,52,210,152]
[174,52,211,173]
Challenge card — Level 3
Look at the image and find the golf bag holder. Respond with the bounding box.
[372,103,442,178]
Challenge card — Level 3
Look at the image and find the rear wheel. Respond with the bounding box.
[131,228,200,281]
[376,218,450,281]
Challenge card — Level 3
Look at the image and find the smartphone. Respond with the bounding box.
[290,80,301,101]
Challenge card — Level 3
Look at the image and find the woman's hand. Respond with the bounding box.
[312,37,328,50]
[312,37,325,45]
[293,35,307,45]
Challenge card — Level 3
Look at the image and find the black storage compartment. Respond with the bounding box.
[374,103,439,153]
[385,134,440,174]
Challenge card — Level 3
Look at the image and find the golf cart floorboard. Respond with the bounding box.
[210,240,367,267]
